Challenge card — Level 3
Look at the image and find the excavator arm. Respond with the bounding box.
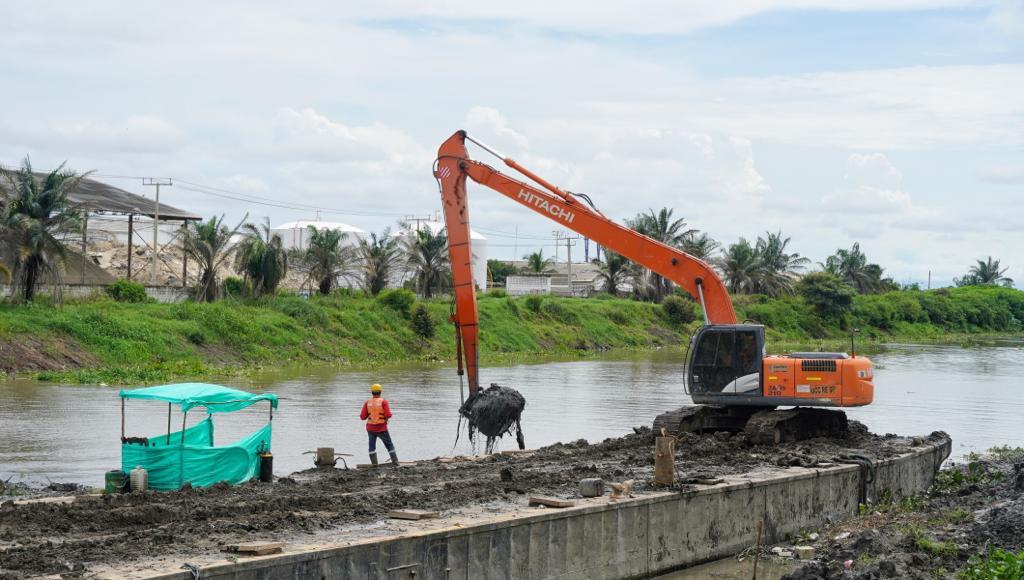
[434,130,737,397]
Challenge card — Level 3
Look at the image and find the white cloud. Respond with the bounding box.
[978,163,1024,183]
[464,107,529,151]
[2,116,183,154]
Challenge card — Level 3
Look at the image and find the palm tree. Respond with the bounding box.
[682,232,721,263]
[820,242,885,294]
[522,250,554,274]
[358,228,402,295]
[627,207,699,300]
[592,250,630,296]
[402,227,450,298]
[717,238,760,294]
[968,257,1013,286]
[0,157,85,301]
[753,230,809,297]
[299,226,357,295]
[234,217,288,297]
[182,214,245,302]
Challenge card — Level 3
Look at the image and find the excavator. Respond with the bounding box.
[434,130,874,445]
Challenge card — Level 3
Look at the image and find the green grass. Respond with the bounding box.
[0,293,689,385]
[906,525,959,558]
[3,284,1023,385]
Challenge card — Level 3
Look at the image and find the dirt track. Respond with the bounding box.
[0,423,938,578]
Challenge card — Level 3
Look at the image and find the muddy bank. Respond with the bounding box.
[771,448,1024,579]
[0,424,938,578]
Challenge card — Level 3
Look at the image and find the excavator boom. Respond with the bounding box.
[435,130,736,396]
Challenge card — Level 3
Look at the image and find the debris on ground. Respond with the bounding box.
[459,383,526,452]
[0,424,941,578]
[780,446,1024,579]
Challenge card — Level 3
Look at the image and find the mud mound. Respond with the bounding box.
[0,426,934,578]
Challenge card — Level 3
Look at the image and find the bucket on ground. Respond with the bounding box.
[104,469,127,494]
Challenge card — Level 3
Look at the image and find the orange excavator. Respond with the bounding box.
[434,131,874,444]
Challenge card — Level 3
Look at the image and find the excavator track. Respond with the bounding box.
[653,406,849,445]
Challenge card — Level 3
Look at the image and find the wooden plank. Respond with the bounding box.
[388,509,440,521]
[224,541,285,556]
[528,496,575,508]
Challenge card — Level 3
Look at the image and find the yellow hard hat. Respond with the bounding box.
[371,384,382,393]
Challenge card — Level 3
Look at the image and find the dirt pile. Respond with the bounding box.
[0,423,932,578]
[780,447,1024,579]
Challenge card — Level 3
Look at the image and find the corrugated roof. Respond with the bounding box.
[2,174,202,221]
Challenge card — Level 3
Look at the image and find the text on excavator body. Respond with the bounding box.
[517,189,575,224]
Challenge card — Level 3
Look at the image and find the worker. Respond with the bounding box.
[360,383,398,467]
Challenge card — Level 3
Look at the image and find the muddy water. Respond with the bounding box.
[1,340,1022,486]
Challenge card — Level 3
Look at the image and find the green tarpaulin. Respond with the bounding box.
[120,383,275,490]
[120,382,278,414]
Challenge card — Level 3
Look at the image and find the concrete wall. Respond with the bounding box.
[147,437,951,580]
[0,284,189,303]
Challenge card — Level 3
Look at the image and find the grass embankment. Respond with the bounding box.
[1,285,1022,385]
[0,292,683,384]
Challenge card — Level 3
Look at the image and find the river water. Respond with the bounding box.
[1,340,1022,487]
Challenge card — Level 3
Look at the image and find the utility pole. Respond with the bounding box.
[142,178,172,286]
[927,270,931,290]
[552,231,580,295]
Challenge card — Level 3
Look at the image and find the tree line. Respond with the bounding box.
[0,159,453,303]
[0,160,1012,305]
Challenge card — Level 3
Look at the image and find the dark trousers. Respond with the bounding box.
[368,430,395,454]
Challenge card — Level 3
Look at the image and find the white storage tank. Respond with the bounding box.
[270,220,366,252]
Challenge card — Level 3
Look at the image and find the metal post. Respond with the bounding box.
[167,403,172,444]
[181,410,188,444]
[121,397,125,440]
[151,185,159,284]
[81,213,88,284]
[181,223,188,288]
[127,214,134,280]
[142,178,173,286]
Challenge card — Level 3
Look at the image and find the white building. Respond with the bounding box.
[271,220,365,252]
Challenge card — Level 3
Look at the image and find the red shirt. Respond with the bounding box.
[360,397,392,432]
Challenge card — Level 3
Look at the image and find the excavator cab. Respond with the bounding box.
[687,324,766,398]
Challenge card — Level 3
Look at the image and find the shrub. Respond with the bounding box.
[485,288,508,298]
[799,272,855,321]
[186,329,207,346]
[504,296,520,317]
[542,300,578,324]
[376,288,416,316]
[662,295,696,325]
[410,303,435,339]
[105,279,149,303]
[524,294,544,313]
[960,547,1024,579]
[607,308,629,325]
[222,276,246,298]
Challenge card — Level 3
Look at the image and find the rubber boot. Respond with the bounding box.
[369,452,378,467]
[389,451,399,467]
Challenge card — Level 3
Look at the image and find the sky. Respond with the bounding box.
[1,1,1022,287]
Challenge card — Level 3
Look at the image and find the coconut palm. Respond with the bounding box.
[358,228,402,295]
[299,226,357,295]
[820,242,886,294]
[522,250,554,274]
[627,207,699,300]
[592,250,630,296]
[961,257,1013,287]
[182,214,246,302]
[402,227,450,298]
[234,217,288,297]
[717,238,760,294]
[682,232,721,263]
[753,230,809,297]
[0,157,85,301]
